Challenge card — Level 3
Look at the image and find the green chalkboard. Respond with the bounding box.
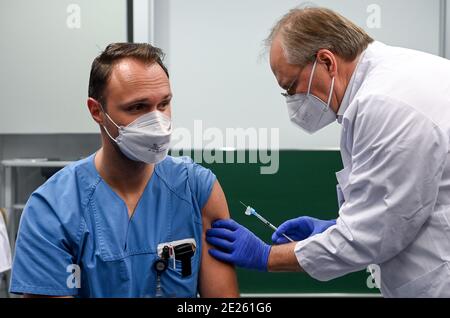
[196,150,380,295]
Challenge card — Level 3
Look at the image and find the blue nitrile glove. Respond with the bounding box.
[206,219,271,271]
[272,216,337,244]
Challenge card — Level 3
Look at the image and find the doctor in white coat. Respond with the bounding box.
[206,7,450,297]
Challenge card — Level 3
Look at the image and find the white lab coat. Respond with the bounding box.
[0,210,11,273]
[295,41,450,297]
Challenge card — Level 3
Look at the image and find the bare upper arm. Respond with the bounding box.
[198,180,239,297]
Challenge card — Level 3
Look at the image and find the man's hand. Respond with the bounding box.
[206,219,271,271]
[272,216,336,244]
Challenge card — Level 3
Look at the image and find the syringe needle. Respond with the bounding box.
[239,201,248,208]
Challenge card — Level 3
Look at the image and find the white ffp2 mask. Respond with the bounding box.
[102,110,172,164]
[285,59,337,134]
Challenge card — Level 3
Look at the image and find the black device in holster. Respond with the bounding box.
[173,243,195,277]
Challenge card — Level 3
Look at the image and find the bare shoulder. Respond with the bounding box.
[198,180,240,297]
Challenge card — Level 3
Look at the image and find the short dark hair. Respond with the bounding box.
[88,42,169,107]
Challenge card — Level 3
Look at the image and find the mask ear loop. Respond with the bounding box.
[308,59,336,112]
[326,77,335,111]
[99,104,120,142]
[306,59,318,96]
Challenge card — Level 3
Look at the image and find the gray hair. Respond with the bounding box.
[266,7,374,67]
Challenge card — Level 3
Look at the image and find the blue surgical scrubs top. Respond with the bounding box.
[9,154,216,297]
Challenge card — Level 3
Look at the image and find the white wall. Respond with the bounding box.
[0,0,127,134]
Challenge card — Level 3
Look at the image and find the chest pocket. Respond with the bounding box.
[336,166,351,208]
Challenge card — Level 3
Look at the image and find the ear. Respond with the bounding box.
[316,49,338,77]
[87,98,104,125]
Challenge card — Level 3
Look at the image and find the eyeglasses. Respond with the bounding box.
[281,69,302,97]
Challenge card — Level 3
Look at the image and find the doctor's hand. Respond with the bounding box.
[272,216,336,244]
[206,219,271,271]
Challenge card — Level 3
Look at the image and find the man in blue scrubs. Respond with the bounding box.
[10,43,239,297]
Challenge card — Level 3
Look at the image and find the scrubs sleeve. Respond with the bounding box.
[9,192,79,296]
[295,95,448,281]
[186,159,217,211]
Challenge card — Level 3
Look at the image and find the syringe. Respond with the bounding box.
[240,201,294,242]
